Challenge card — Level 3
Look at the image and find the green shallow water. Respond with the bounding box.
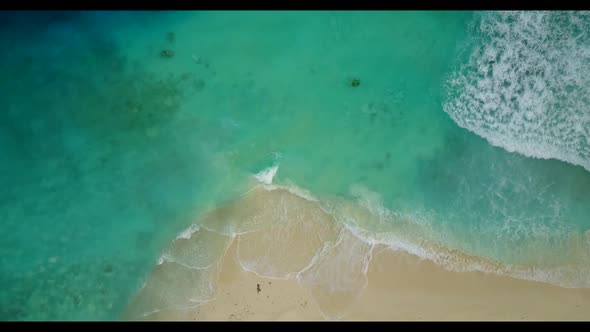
[1,11,590,320]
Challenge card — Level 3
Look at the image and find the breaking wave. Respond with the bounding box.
[445,11,590,171]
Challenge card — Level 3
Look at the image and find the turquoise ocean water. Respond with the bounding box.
[1,11,590,320]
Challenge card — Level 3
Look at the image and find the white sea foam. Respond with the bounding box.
[445,11,590,171]
[156,254,168,265]
[254,165,278,185]
[262,182,319,202]
[175,224,200,240]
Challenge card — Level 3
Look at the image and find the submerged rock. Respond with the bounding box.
[160,49,175,58]
[167,32,175,43]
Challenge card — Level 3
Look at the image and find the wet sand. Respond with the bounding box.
[139,240,590,321]
[131,187,590,321]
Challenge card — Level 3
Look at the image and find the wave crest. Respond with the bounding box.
[445,11,590,171]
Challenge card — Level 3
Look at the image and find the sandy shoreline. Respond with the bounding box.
[128,187,590,321]
[137,239,590,321]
